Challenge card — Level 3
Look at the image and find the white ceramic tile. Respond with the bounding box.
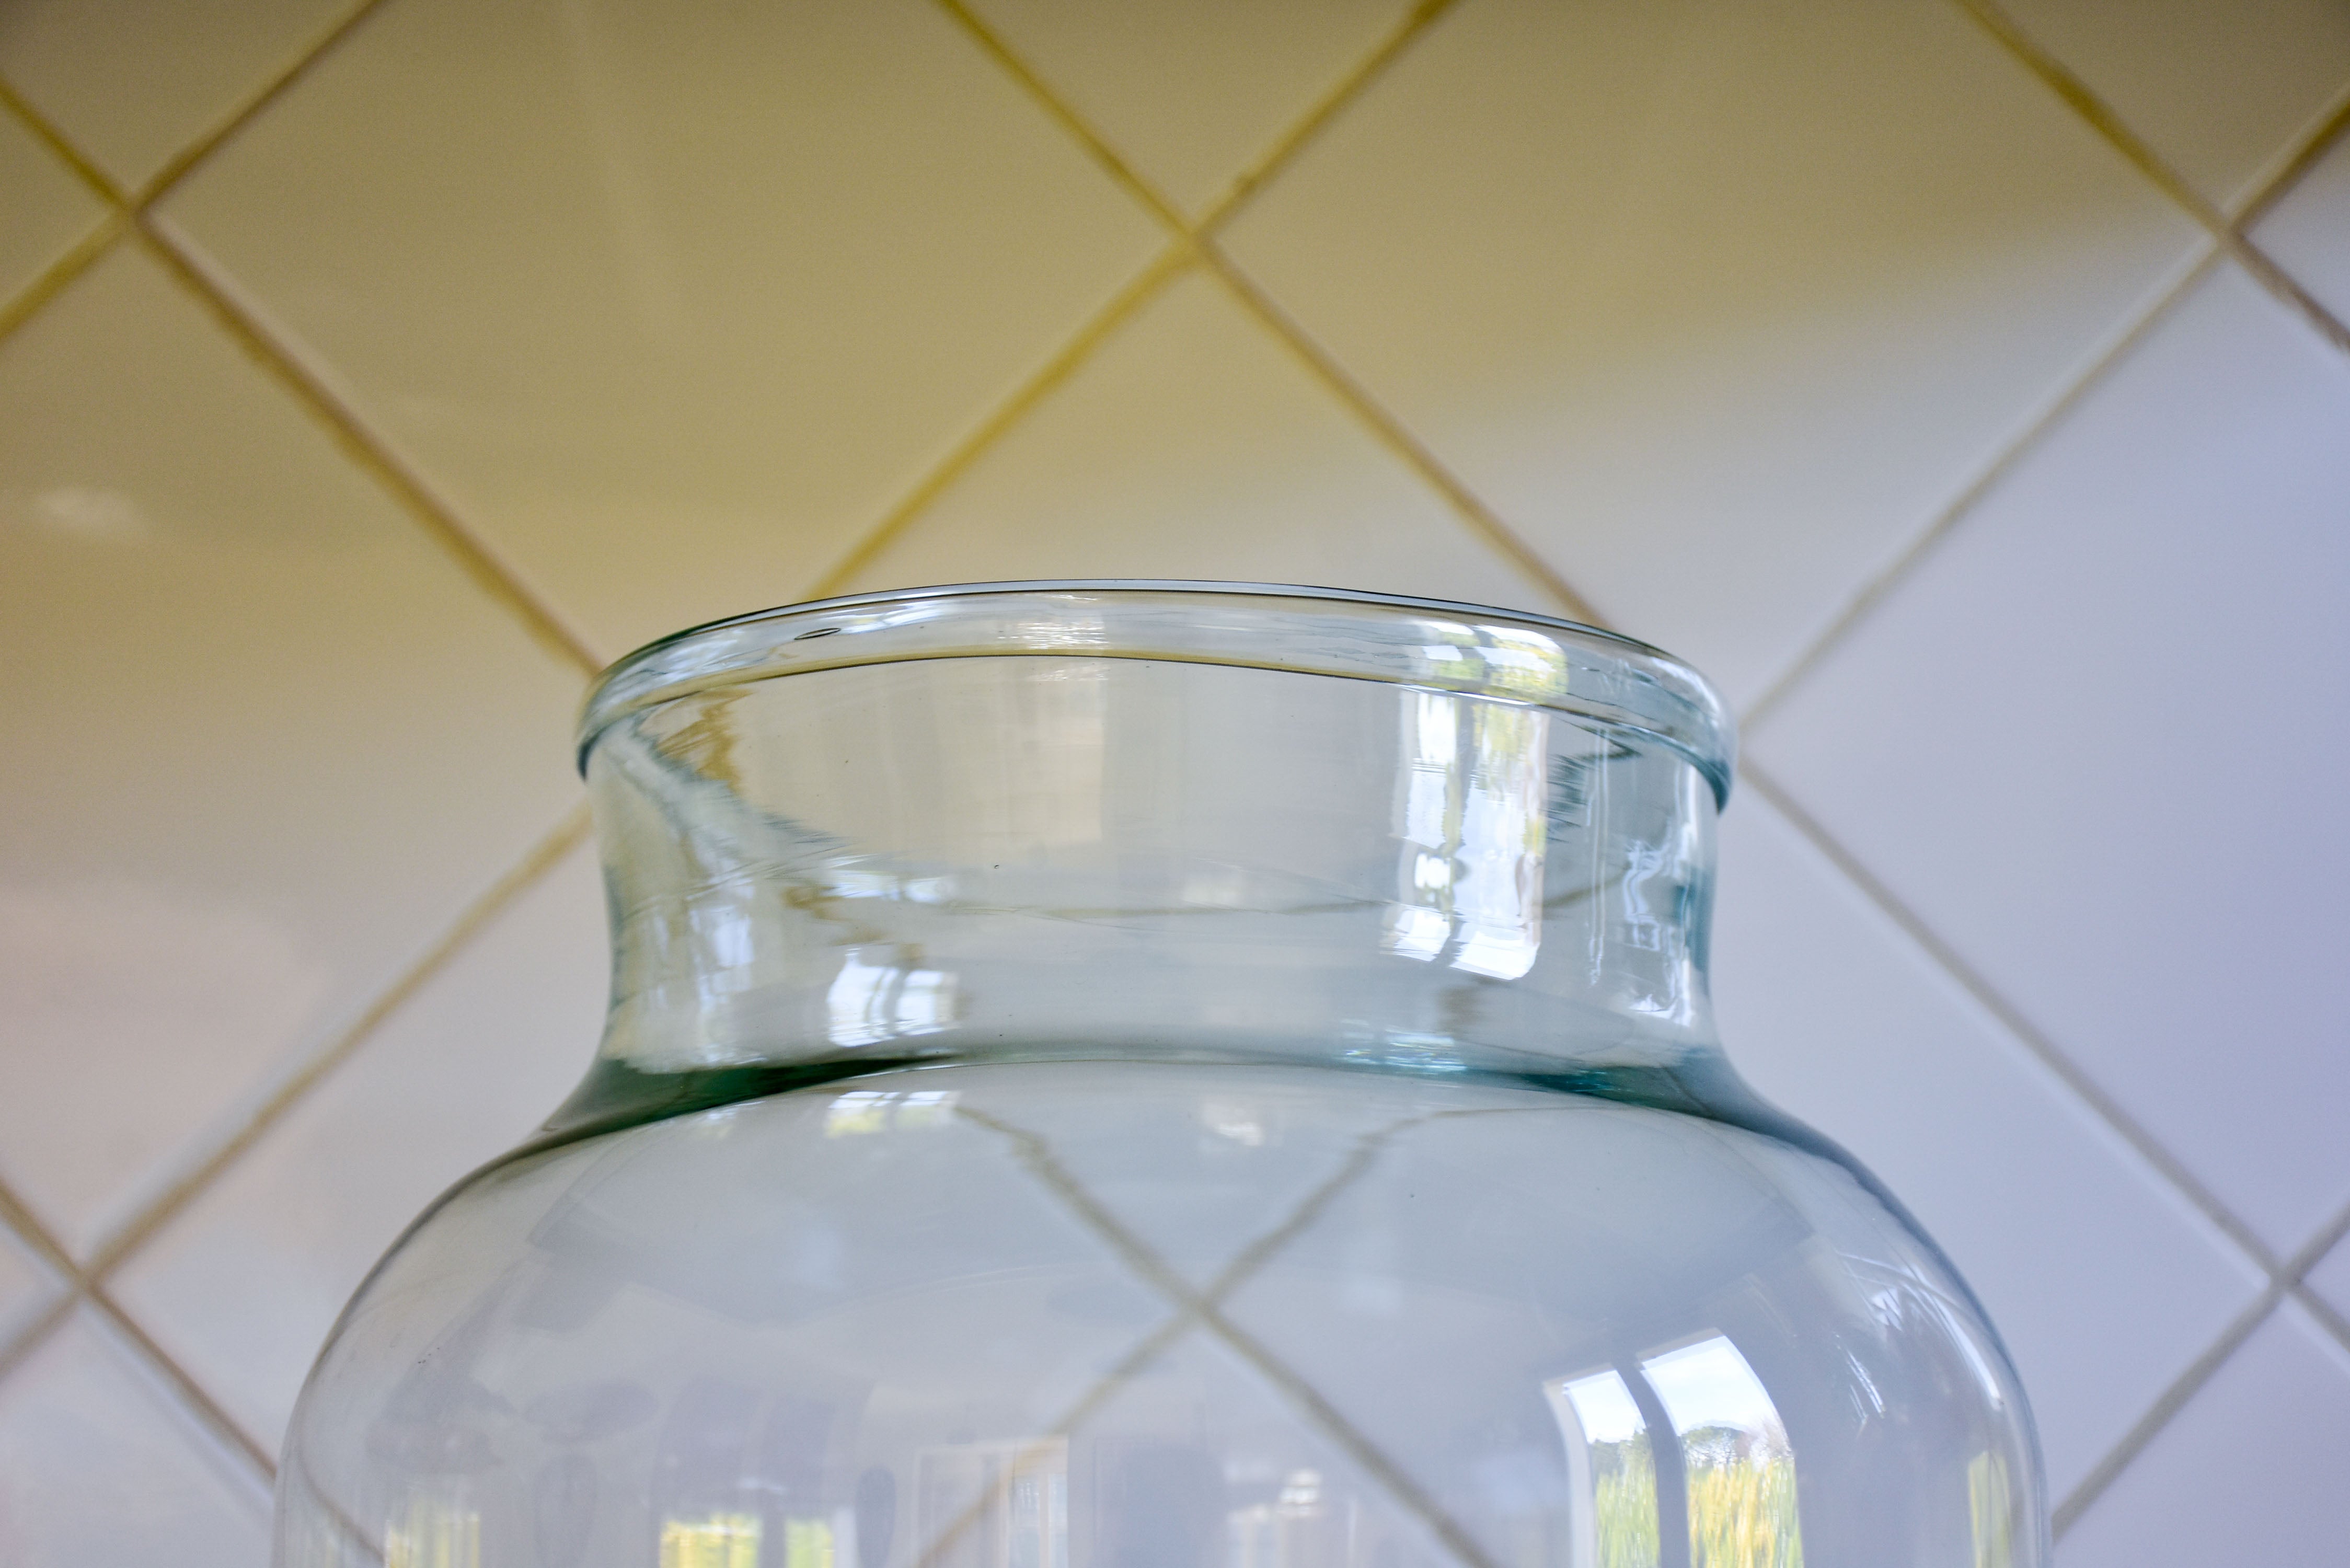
[113,845,604,1454]
[965,0,1415,217]
[0,1223,64,1350]
[1750,262,2350,1256]
[0,107,108,306]
[1711,792,2264,1496]
[843,268,1556,611]
[2253,127,2350,329]
[0,245,585,1259]
[0,1308,271,1568]
[0,0,354,193]
[158,0,1165,659]
[2058,1302,2350,1565]
[1222,0,2202,705]
[1998,0,2350,210]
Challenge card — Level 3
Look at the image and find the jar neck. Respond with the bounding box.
[558,654,1727,1135]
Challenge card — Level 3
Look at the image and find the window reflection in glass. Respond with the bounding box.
[1641,1336,1802,1568]
[915,1438,1068,1568]
[659,1512,764,1568]
[384,1492,481,1568]
[1384,689,1548,979]
[1546,1368,1661,1568]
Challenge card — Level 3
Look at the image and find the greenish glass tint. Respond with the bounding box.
[277,583,2045,1568]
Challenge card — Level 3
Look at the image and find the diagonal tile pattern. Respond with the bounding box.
[1750,261,2350,1258]
[1991,0,2350,211]
[0,0,361,194]
[155,0,1165,658]
[0,242,584,1258]
[1,0,2348,1559]
[842,267,1556,609]
[1220,0,2204,705]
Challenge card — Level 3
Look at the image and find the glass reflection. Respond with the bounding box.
[1384,689,1549,979]
[1641,1337,1801,1568]
[384,1493,480,1568]
[1546,1369,1660,1568]
[660,1513,763,1568]
[827,949,958,1047]
[915,1438,1068,1568]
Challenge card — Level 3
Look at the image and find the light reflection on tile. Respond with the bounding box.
[0,1308,271,1568]
[0,244,584,1257]
[156,0,1165,657]
[1222,0,2202,704]
[842,270,1553,611]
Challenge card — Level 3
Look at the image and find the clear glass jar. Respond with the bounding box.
[277,583,2044,1568]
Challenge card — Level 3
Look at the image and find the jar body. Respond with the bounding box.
[275,587,2045,1568]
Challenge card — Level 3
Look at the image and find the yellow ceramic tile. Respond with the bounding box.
[0,105,109,306]
[158,0,1165,660]
[0,0,356,193]
[964,0,1418,217]
[1223,0,2203,705]
[1998,0,2350,210]
[0,1309,270,1568]
[845,267,1556,611]
[116,845,606,1452]
[0,245,584,1259]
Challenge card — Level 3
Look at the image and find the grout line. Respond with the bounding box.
[2232,82,2350,230]
[1194,0,1463,234]
[129,0,396,209]
[2052,1195,2350,1535]
[86,804,593,1282]
[0,209,124,344]
[89,1287,278,1484]
[0,72,127,205]
[805,244,1195,597]
[962,1101,1507,1568]
[1953,0,2350,358]
[2051,1288,2278,1536]
[1744,763,2282,1276]
[865,0,1605,626]
[1737,242,2221,731]
[927,0,1188,232]
[134,220,604,675]
[1200,245,1605,625]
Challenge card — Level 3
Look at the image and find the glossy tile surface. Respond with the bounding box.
[2253,128,2350,326]
[0,1224,63,1349]
[2058,1304,2350,1566]
[0,246,584,1259]
[1712,792,2264,1495]
[1999,0,2350,209]
[0,108,107,307]
[0,1310,270,1568]
[2305,1232,2350,1324]
[966,0,1415,216]
[113,845,604,1453]
[0,0,356,193]
[1752,262,2350,1256]
[158,0,1165,658]
[843,268,1554,609]
[1222,0,2202,703]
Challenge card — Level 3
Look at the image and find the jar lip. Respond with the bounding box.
[579,580,1735,802]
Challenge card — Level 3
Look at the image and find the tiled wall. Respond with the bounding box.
[2,0,2347,1562]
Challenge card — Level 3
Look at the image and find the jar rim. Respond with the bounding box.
[579,580,1735,802]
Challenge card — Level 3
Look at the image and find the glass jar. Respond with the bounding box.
[277,583,2044,1568]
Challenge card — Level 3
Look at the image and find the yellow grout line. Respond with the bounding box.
[877,0,1602,627]
[135,220,605,675]
[806,244,1196,596]
[1952,0,2350,357]
[0,71,127,205]
[87,804,593,1282]
[1739,241,2224,730]
[130,0,396,209]
[89,1288,279,1482]
[0,208,122,349]
[1194,0,1464,234]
